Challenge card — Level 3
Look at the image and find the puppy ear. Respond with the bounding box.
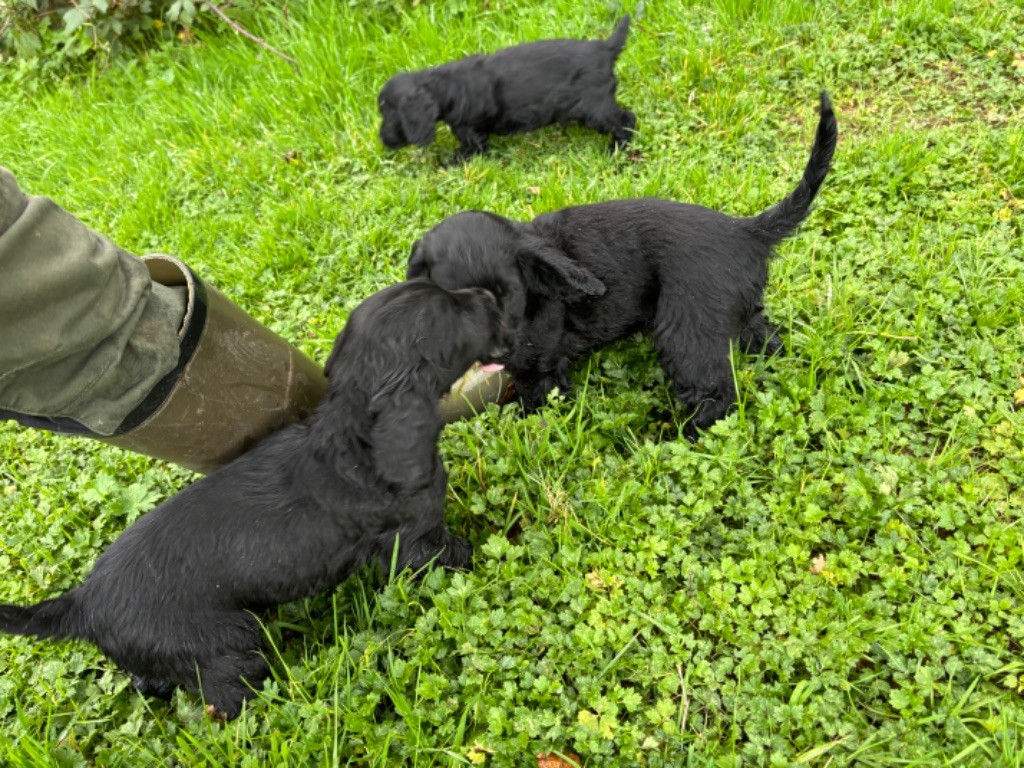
[369,384,440,491]
[406,239,428,279]
[516,234,606,301]
[399,88,439,147]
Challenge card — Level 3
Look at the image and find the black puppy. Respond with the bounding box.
[0,280,505,719]
[407,93,838,434]
[378,16,635,163]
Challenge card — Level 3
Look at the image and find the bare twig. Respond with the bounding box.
[202,0,297,68]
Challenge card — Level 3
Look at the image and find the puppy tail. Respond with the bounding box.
[605,14,631,56]
[0,593,81,641]
[745,91,838,248]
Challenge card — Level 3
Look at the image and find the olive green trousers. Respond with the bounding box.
[0,167,186,436]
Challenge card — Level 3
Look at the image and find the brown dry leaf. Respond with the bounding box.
[544,485,571,523]
[537,751,582,768]
[810,554,827,575]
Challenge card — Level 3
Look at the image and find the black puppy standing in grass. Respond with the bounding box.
[408,93,838,434]
[0,280,506,719]
[378,16,635,163]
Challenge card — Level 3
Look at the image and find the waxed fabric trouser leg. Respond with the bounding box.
[0,166,185,435]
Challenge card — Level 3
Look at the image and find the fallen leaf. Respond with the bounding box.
[467,743,493,765]
[537,751,582,768]
[585,570,623,591]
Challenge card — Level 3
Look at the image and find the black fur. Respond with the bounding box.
[0,280,505,719]
[378,16,635,163]
[407,93,838,434]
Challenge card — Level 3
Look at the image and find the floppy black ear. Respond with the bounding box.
[406,239,428,279]
[516,234,606,301]
[369,384,441,491]
[399,88,439,147]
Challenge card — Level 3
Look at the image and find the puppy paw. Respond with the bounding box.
[202,688,251,722]
[438,535,473,571]
[131,674,177,701]
[205,703,238,722]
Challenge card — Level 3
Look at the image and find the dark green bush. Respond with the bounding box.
[0,0,207,78]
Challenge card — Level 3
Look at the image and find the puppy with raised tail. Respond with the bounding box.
[407,93,838,434]
[0,280,506,719]
[378,16,635,163]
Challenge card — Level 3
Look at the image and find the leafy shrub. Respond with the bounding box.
[0,0,207,78]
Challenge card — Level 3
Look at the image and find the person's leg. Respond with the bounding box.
[0,166,187,436]
[0,167,326,473]
[0,168,513,473]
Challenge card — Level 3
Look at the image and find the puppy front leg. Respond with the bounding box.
[396,525,473,572]
[609,108,637,151]
[448,124,489,164]
[514,376,556,413]
[131,674,177,701]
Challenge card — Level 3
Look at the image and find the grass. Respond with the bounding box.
[1,0,1022,765]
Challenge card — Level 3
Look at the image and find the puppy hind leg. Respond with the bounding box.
[739,311,783,356]
[197,649,271,721]
[652,300,737,437]
[131,673,177,701]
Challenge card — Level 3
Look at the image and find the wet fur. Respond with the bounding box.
[407,93,838,434]
[0,280,504,719]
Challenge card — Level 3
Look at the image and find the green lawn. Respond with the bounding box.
[1,1,1023,765]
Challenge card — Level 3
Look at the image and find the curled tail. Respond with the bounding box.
[0,593,80,641]
[605,15,631,56]
[746,91,838,247]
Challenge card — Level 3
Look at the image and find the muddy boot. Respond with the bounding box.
[0,167,326,473]
[97,254,327,473]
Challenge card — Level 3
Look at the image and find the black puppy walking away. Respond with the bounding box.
[378,16,635,163]
[408,93,838,434]
[0,280,505,719]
